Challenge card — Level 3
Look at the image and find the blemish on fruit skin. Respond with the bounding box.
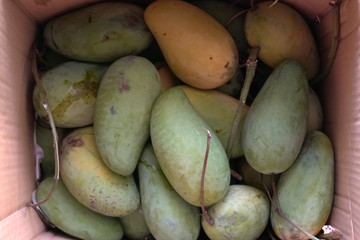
[67,137,84,147]
[118,74,130,93]
[110,106,116,115]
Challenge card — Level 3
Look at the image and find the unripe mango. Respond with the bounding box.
[94,55,162,176]
[36,177,123,240]
[138,142,200,240]
[43,2,153,62]
[60,126,140,217]
[119,206,151,240]
[150,86,230,206]
[271,131,334,239]
[244,1,320,79]
[241,59,308,174]
[144,0,238,89]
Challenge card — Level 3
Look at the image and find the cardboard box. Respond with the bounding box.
[0,0,359,239]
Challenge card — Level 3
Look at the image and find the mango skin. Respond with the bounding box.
[60,126,140,217]
[33,61,107,128]
[144,0,238,89]
[202,185,270,240]
[241,59,308,174]
[271,131,334,239]
[138,143,200,240]
[119,206,151,240]
[36,177,123,240]
[150,86,231,206]
[94,55,162,176]
[245,1,319,79]
[308,87,323,132]
[181,85,248,158]
[43,2,153,63]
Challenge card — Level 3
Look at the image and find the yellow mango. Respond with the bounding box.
[144,0,238,89]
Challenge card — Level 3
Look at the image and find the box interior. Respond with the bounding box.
[0,0,359,239]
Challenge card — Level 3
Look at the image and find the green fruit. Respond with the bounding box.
[150,86,230,206]
[307,87,323,132]
[60,126,140,217]
[119,206,151,240]
[94,55,161,176]
[32,61,107,128]
[43,2,153,62]
[244,1,319,79]
[36,124,66,177]
[271,131,334,239]
[138,142,200,240]
[181,85,248,158]
[36,177,123,240]
[241,59,308,174]
[202,185,270,240]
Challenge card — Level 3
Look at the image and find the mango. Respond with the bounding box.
[181,85,248,158]
[60,126,140,217]
[157,63,180,92]
[144,0,238,89]
[150,86,230,206]
[36,177,123,240]
[94,55,162,176]
[138,142,200,240]
[32,61,107,128]
[271,131,334,239]
[244,1,320,79]
[202,185,270,240]
[43,2,152,63]
[308,87,323,132]
[241,59,308,174]
[119,206,151,240]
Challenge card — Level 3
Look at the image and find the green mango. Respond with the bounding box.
[138,142,200,240]
[60,126,140,217]
[150,86,230,207]
[202,185,270,240]
[36,124,66,177]
[241,59,308,174]
[119,206,151,240]
[43,2,153,63]
[32,61,107,128]
[94,55,161,176]
[271,131,334,239]
[36,177,123,240]
[307,87,323,132]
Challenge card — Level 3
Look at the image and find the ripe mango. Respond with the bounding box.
[94,55,161,176]
[202,185,270,240]
[32,61,107,128]
[241,59,308,174]
[43,2,152,62]
[60,126,140,217]
[150,86,230,206]
[244,1,319,79]
[271,131,334,239]
[138,142,200,240]
[144,0,238,89]
[36,177,123,240]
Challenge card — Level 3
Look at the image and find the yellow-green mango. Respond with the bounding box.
[60,126,140,217]
[180,85,248,158]
[202,185,270,240]
[119,206,151,240]
[138,142,200,240]
[244,1,319,79]
[271,131,334,239]
[43,2,152,63]
[150,86,230,206]
[32,61,107,128]
[94,55,162,176]
[241,59,308,174]
[308,87,323,132]
[36,177,123,240]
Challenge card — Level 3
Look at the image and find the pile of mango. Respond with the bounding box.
[33,1,334,240]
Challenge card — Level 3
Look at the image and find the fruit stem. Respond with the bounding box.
[310,0,341,85]
[198,128,215,226]
[28,47,60,208]
[226,47,260,159]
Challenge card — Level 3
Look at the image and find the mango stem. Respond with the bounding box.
[226,47,260,159]
[198,128,214,226]
[28,47,60,208]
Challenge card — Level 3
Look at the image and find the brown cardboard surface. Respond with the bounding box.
[0,0,359,239]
